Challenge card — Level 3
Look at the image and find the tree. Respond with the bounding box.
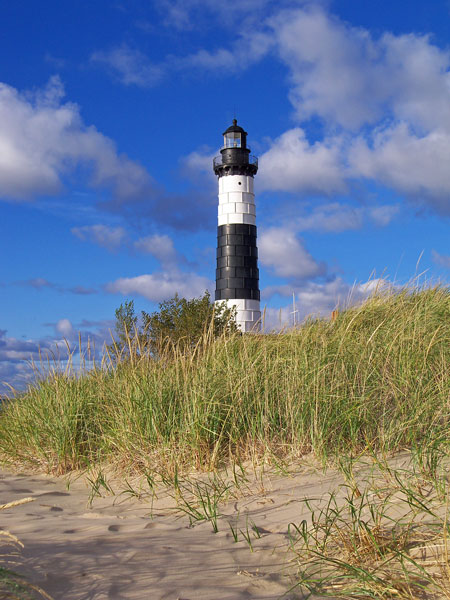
[110,291,237,359]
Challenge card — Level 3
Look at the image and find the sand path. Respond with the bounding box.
[0,464,350,600]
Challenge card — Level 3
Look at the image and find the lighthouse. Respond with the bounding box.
[213,120,261,332]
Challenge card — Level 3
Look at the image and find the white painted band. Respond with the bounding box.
[215,299,261,332]
[218,213,256,225]
[219,175,254,194]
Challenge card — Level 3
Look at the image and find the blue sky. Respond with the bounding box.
[1,0,449,392]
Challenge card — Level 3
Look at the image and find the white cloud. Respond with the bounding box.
[272,7,381,129]
[71,224,127,251]
[156,0,302,30]
[90,44,164,87]
[181,149,216,185]
[294,202,399,232]
[105,272,213,302]
[432,250,450,269]
[349,124,450,213]
[263,6,450,210]
[134,234,179,266]
[271,7,450,131]
[55,318,74,338]
[177,30,273,73]
[92,30,273,85]
[0,77,153,202]
[368,204,401,227]
[259,227,326,279]
[296,202,361,232]
[259,128,346,194]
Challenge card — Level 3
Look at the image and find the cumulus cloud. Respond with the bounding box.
[349,124,450,214]
[71,224,127,251]
[105,271,212,302]
[264,6,450,211]
[0,76,154,203]
[271,7,450,131]
[258,128,346,194]
[134,233,179,267]
[431,250,450,269]
[90,44,164,87]
[181,149,217,188]
[259,227,326,279]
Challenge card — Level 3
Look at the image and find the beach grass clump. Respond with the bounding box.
[288,459,450,599]
[0,284,448,476]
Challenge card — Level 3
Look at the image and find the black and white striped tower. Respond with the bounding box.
[213,120,261,332]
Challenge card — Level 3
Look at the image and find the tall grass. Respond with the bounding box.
[0,285,448,476]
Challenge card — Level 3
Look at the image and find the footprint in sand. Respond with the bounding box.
[38,504,64,511]
[143,521,177,530]
[108,524,121,532]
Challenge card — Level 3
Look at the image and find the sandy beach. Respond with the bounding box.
[2,452,429,600]
[0,461,351,600]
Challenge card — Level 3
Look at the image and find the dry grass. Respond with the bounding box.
[0,284,448,478]
[288,455,450,599]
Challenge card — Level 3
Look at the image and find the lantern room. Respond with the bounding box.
[222,119,247,149]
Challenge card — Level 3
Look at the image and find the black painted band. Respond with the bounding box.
[218,224,256,236]
[216,267,259,279]
[215,224,259,302]
[215,289,260,301]
[217,255,258,268]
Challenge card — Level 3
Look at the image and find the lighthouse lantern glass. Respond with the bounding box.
[224,132,241,148]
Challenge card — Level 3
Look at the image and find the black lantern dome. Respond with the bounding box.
[223,119,247,149]
[213,119,258,177]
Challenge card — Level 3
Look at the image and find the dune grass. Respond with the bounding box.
[0,284,448,478]
[288,454,450,599]
[0,283,448,599]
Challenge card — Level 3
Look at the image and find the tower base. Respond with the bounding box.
[215,299,261,333]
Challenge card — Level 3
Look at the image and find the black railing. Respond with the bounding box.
[213,155,258,169]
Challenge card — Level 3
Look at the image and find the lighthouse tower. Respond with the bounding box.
[213,120,261,332]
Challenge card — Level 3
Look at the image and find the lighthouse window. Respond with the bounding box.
[224,132,242,148]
